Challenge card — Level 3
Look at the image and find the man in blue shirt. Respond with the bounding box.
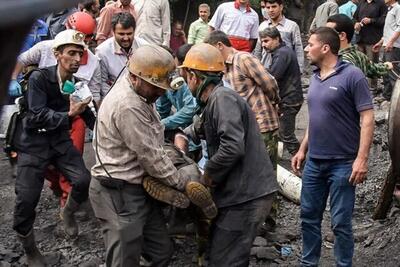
[292,27,374,267]
[156,44,201,159]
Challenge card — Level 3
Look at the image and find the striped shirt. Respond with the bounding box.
[339,45,388,79]
[225,51,279,133]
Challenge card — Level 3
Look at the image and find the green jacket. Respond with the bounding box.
[339,45,388,79]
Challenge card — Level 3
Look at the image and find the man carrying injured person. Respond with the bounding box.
[180,43,279,267]
[89,44,216,267]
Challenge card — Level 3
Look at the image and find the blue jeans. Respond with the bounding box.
[300,158,355,267]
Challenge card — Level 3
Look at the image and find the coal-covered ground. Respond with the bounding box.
[0,81,399,266]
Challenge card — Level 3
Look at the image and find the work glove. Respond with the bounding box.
[201,172,215,188]
[8,80,23,97]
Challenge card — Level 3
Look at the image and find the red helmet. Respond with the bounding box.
[66,12,96,35]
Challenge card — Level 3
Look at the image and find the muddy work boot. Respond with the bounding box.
[18,230,46,267]
[143,176,190,208]
[185,181,217,219]
[60,195,80,237]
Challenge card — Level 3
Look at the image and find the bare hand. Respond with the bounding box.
[68,95,90,117]
[201,172,215,188]
[354,22,361,32]
[372,42,382,53]
[385,41,394,52]
[291,150,306,176]
[348,157,368,186]
[361,17,371,25]
[384,61,394,70]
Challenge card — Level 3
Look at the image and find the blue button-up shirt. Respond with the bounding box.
[156,83,200,152]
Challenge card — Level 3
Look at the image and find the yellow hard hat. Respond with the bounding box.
[128,44,176,90]
[179,43,224,72]
[52,29,86,51]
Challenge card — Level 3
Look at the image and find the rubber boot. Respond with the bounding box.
[18,230,46,267]
[60,195,79,237]
[185,181,217,219]
[143,176,190,208]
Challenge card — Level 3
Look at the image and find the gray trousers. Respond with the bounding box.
[89,178,173,267]
[279,104,302,155]
[209,193,276,267]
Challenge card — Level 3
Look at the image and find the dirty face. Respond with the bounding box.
[266,2,283,20]
[304,34,325,66]
[199,7,210,22]
[114,23,134,50]
[130,74,166,103]
[185,70,201,97]
[54,44,84,74]
[261,36,280,52]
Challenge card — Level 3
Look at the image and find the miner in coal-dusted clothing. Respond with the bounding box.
[89,44,216,267]
[12,30,95,266]
[180,43,278,267]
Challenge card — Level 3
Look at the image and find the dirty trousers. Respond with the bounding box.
[46,116,86,207]
[89,178,173,267]
[13,147,91,236]
[209,193,276,267]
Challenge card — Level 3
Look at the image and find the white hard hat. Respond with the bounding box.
[52,29,86,51]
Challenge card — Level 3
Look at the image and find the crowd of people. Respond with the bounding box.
[4,0,400,266]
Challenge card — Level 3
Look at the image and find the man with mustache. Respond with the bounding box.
[13,29,94,266]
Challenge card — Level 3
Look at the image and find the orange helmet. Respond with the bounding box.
[179,43,224,72]
[66,12,96,35]
[128,45,176,90]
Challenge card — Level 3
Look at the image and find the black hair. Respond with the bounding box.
[259,27,283,43]
[176,44,194,65]
[111,12,136,31]
[312,27,340,55]
[81,0,96,12]
[172,20,183,27]
[265,0,283,5]
[203,30,232,47]
[327,14,354,43]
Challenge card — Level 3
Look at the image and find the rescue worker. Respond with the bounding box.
[10,12,101,104]
[13,29,94,266]
[9,12,100,208]
[180,43,278,267]
[89,44,216,267]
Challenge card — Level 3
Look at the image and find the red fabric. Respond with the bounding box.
[46,116,86,207]
[170,35,185,55]
[80,50,88,65]
[234,0,251,12]
[228,37,252,52]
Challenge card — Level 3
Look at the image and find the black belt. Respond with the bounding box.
[94,176,141,190]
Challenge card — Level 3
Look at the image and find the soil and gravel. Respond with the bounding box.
[0,77,399,266]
